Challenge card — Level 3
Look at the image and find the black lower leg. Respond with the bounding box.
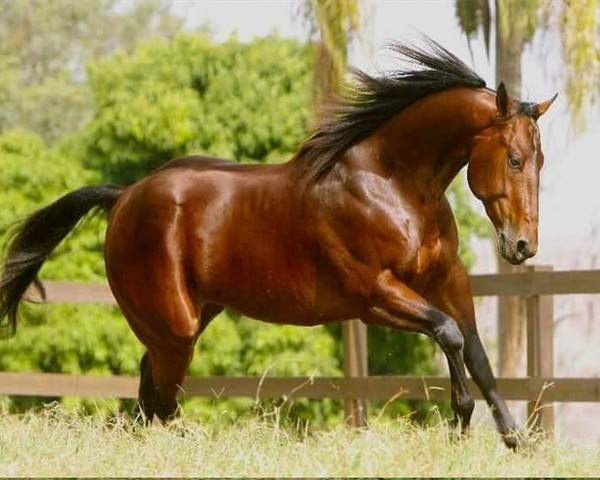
[430,313,474,433]
[445,354,475,434]
[463,330,523,449]
[155,393,180,423]
[138,352,157,424]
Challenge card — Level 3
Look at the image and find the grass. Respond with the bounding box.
[1,404,599,477]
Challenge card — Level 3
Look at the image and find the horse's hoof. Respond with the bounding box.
[502,429,529,451]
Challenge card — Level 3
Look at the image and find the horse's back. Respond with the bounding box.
[158,154,270,173]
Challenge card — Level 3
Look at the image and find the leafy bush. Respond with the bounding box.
[85,33,312,183]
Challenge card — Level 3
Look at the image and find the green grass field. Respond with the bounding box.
[1,404,598,477]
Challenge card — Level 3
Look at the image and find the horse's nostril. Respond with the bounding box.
[516,239,529,256]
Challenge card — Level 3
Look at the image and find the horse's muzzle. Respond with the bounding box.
[498,233,536,265]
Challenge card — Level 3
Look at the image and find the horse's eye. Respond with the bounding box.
[508,154,522,169]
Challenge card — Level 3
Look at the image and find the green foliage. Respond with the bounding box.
[0,130,87,216]
[0,0,181,85]
[0,304,140,375]
[455,0,540,56]
[0,35,334,424]
[0,129,107,281]
[0,63,93,144]
[558,0,600,131]
[496,0,542,45]
[455,0,600,131]
[296,0,363,100]
[448,173,492,270]
[85,33,313,183]
[455,0,491,54]
[0,0,182,142]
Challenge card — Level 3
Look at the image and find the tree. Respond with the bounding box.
[295,0,363,103]
[0,0,181,85]
[457,0,600,152]
[0,0,182,143]
[455,0,600,377]
[558,0,600,131]
[85,33,313,183]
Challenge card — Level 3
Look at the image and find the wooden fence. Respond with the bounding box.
[2,265,600,434]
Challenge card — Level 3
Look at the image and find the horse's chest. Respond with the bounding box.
[413,237,443,275]
[390,210,445,280]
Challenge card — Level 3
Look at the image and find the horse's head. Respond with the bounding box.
[467,83,557,265]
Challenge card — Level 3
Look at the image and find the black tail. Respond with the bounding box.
[0,184,124,338]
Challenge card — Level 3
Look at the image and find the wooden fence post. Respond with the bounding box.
[526,264,555,434]
[342,319,368,427]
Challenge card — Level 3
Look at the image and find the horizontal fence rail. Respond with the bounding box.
[2,372,600,403]
[470,269,600,296]
[5,267,600,434]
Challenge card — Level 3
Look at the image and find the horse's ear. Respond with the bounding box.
[533,92,558,119]
[496,82,509,117]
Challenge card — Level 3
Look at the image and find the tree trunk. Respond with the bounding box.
[495,0,527,378]
[313,40,336,106]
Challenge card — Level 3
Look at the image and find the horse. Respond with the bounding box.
[0,38,556,449]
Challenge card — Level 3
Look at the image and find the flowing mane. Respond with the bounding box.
[293,37,487,180]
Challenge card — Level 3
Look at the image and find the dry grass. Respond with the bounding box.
[1,404,599,477]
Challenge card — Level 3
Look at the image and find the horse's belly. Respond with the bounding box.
[197,255,361,326]
[230,300,353,326]
[183,175,365,325]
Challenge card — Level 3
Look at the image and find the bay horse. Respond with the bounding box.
[0,38,555,449]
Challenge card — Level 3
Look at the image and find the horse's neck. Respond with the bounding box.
[359,87,497,200]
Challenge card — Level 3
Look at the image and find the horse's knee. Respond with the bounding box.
[432,316,464,353]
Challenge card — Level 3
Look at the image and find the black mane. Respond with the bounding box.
[293,37,486,180]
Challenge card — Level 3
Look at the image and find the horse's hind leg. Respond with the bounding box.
[136,303,224,423]
[138,351,157,423]
[105,195,224,424]
[133,328,197,423]
[147,341,196,422]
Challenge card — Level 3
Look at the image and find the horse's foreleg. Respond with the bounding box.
[424,260,523,450]
[463,329,523,448]
[362,270,475,434]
